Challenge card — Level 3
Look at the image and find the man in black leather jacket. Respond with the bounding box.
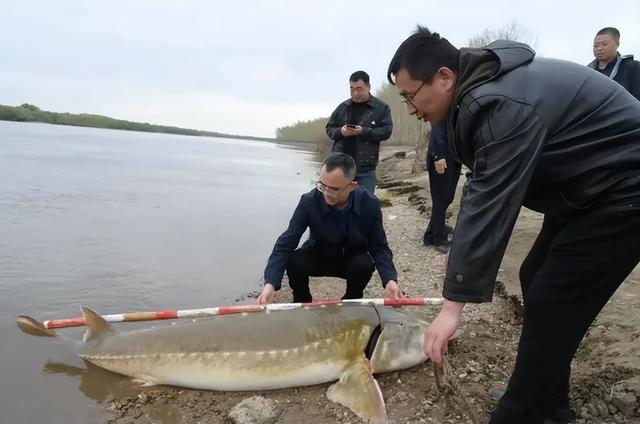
[388,26,640,424]
[588,26,640,101]
[326,71,393,195]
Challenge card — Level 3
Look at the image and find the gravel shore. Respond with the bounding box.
[104,147,640,424]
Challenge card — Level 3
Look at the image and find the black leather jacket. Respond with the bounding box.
[587,54,640,101]
[444,41,640,303]
[326,95,392,171]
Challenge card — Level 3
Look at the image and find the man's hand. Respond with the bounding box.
[340,125,363,137]
[385,280,402,300]
[434,158,447,174]
[424,300,465,363]
[256,283,275,305]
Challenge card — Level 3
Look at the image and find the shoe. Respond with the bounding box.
[488,388,505,401]
[488,388,575,424]
[432,244,450,254]
[422,230,433,246]
[545,407,576,424]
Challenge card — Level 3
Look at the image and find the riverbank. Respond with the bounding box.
[103,147,640,424]
[0,104,316,145]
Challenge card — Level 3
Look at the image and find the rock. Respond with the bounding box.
[137,393,149,405]
[394,151,406,158]
[379,197,392,207]
[585,402,599,418]
[611,393,637,417]
[578,407,591,420]
[377,180,410,189]
[228,396,283,424]
[388,185,421,195]
[388,390,410,402]
[593,398,609,417]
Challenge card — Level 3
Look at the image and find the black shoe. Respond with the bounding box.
[422,231,433,246]
[488,388,505,401]
[545,407,576,424]
[488,389,575,424]
[432,241,452,254]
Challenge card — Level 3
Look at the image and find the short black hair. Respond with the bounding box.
[349,71,370,84]
[323,153,357,180]
[387,26,460,85]
[596,27,620,42]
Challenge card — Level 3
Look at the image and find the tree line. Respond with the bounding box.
[0,103,311,144]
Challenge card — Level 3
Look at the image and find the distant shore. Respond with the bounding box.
[0,103,315,145]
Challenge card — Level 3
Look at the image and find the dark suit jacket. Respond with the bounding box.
[264,187,397,290]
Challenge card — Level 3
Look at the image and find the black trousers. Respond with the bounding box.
[286,248,375,302]
[490,210,640,424]
[424,157,461,245]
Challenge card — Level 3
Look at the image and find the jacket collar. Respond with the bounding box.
[315,187,363,215]
[345,94,376,108]
[587,53,630,79]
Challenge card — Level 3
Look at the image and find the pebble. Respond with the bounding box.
[611,393,637,417]
[228,396,282,424]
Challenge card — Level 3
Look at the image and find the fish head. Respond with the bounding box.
[368,307,427,373]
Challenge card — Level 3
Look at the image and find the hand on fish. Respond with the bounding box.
[256,283,275,305]
[385,280,402,300]
[424,300,464,363]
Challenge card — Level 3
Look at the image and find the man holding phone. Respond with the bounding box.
[326,71,393,195]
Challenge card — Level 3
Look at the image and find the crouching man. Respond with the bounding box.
[257,153,402,304]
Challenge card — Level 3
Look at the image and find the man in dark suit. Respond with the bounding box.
[257,153,402,304]
[423,122,461,253]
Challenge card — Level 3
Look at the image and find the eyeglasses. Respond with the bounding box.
[400,80,427,106]
[315,180,350,197]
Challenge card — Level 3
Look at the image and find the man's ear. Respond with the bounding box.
[436,67,456,91]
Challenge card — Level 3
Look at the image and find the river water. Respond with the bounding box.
[0,121,320,423]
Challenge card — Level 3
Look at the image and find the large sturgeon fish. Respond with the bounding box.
[56,304,429,423]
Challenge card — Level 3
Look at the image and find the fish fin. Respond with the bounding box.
[16,315,57,337]
[327,356,387,424]
[81,307,110,342]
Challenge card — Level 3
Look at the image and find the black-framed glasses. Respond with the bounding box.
[400,80,427,106]
[315,180,350,197]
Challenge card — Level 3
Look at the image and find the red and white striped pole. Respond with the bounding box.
[39,297,444,330]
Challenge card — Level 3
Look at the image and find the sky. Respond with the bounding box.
[1,0,639,138]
